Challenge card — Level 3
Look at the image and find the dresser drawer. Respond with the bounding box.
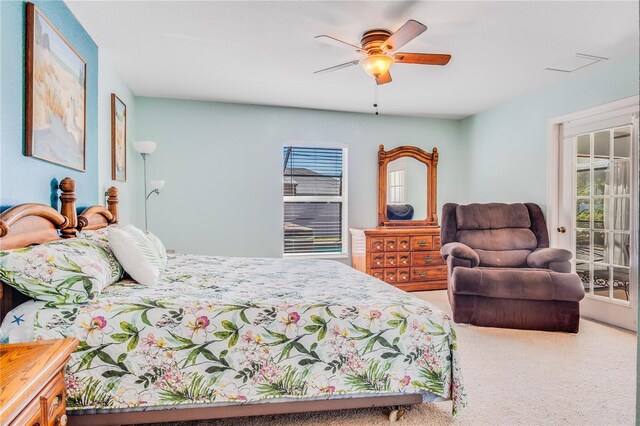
[411,236,433,251]
[370,253,385,268]
[384,252,398,267]
[433,235,441,249]
[371,269,384,280]
[397,252,411,267]
[398,268,410,283]
[384,238,397,251]
[411,251,444,267]
[411,266,447,282]
[384,268,398,283]
[370,237,385,252]
[397,237,411,251]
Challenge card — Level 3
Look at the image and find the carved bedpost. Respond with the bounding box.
[107,187,119,224]
[59,178,77,238]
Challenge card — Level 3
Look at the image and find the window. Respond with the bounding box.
[283,145,347,256]
[387,158,406,204]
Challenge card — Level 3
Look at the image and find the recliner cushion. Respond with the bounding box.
[451,267,585,303]
[456,203,531,230]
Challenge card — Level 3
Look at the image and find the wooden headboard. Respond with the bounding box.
[0,178,119,322]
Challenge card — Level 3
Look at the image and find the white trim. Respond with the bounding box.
[547,95,639,245]
[547,96,639,330]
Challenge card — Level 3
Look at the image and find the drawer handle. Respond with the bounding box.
[417,241,428,247]
[375,245,382,249]
[423,256,433,262]
[417,271,427,277]
[388,244,395,249]
[56,414,68,426]
[390,260,395,265]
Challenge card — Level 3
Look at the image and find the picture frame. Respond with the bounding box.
[25,2,87,171]
[111,94,127,181]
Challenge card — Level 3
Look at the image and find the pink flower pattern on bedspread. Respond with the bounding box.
[31,255,467,415]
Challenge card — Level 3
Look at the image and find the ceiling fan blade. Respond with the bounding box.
[393,52,451,66]
[375,71,392,85]
[381,19,427,53]
[314,35,366,54]
[313,59,360,74]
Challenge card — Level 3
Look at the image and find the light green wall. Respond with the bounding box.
[135,98,463,258]
[458,55,639,210]
[97,52,140,225]
[457,55,639,423]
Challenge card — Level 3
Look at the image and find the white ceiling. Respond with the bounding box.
[65,1,639,119]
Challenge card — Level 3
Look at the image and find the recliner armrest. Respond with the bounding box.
[441,242,479,267]
[527,248,572,269]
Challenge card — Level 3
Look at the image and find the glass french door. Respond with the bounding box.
[559,111,638,330]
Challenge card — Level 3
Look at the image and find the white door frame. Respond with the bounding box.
[547,95,639,330]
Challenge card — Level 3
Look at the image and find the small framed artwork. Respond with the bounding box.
[111,94,127,181]
[25,2,87,171]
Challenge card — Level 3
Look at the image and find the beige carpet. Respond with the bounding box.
[156,291,636,426]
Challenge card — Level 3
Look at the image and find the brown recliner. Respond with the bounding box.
[440,202,585,333]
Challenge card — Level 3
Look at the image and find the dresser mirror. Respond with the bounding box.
[377,144,439,227]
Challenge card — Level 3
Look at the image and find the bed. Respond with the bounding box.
[0,178,466,425]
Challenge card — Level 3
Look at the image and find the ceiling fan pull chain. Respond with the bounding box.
[373,84,379,115]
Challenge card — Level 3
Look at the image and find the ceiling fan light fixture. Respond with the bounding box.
[361,54,393,77]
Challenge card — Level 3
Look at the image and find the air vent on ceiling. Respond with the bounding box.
[545,53,608,73]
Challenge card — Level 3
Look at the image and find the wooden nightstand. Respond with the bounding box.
[0,338,78,426]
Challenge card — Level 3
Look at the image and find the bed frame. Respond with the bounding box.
[0,178,422,425]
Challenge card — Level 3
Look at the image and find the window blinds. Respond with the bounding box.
[283,146,345,254]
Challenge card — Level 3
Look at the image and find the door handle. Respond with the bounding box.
[557,226,566,233]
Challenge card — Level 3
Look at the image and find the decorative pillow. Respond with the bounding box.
[0,238,124,304]
[108,224,167,286]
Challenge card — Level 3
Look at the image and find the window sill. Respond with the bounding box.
[283,252,349,260]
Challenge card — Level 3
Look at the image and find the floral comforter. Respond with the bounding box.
[29,255,466,415]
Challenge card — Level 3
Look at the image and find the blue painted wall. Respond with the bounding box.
[0,0,99,210]
[135,98,464,259]
[458,55,640,209]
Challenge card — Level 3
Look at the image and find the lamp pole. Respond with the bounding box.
[142,153,149,230]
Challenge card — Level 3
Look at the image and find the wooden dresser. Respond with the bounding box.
[351,227,447,292]
[0,338,78,426]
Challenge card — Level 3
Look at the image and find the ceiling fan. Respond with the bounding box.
[314,19,451,85]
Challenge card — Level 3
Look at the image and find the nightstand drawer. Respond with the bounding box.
[411,251,444,267]
[10,397,40,426]
[411,236,433,251]
[41,372,67,426]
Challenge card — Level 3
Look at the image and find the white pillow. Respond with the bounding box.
[108,224,167,285]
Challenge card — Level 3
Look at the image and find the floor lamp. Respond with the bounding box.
[134,141,165,230]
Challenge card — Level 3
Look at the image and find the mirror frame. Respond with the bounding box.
[377,144,439,227]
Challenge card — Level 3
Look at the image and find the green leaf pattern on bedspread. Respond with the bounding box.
[31,255,466,415]
[0,239,123,304]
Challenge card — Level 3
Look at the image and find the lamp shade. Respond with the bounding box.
[361,54,393,77]
[150,180,165,191]
[134,141,158,154]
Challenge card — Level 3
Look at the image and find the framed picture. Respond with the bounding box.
[25,2,87,171]
[111,94,127,181]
